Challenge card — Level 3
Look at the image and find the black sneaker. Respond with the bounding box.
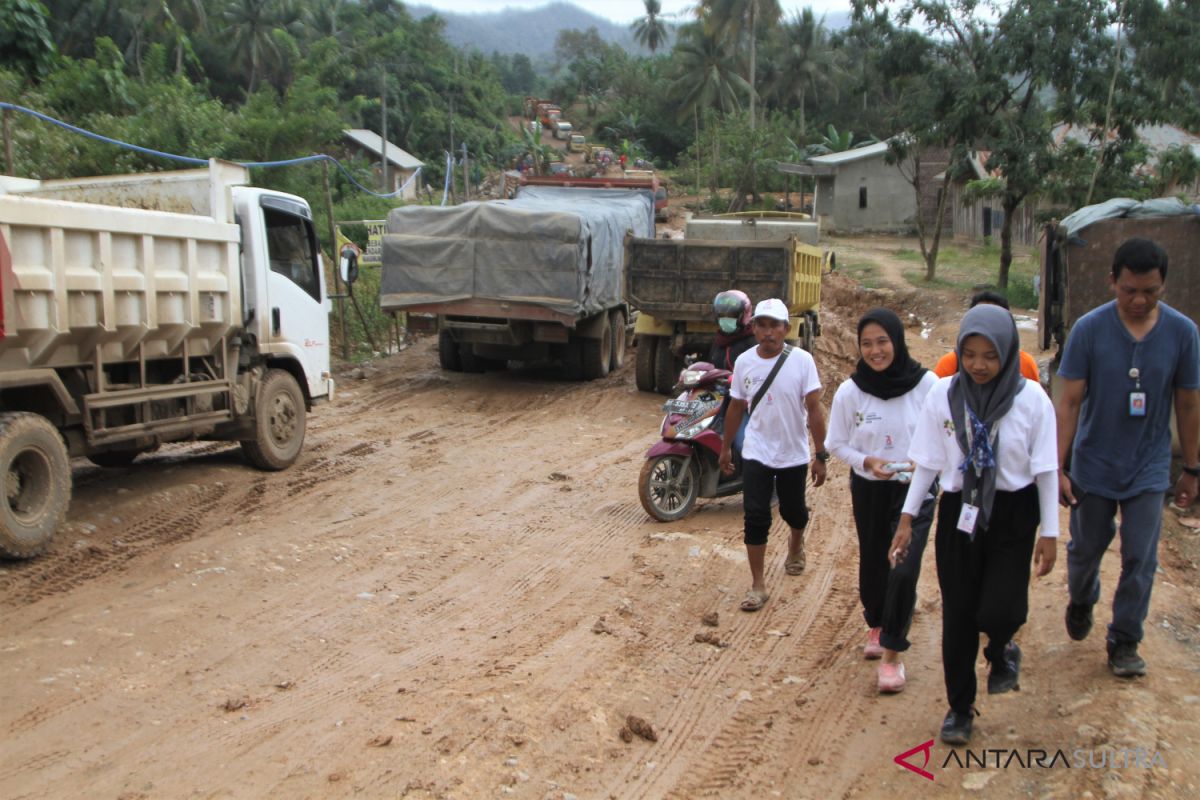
[1066,602,1093,641]
[1107,641,1147,677]
[987,641,1022,694]
[939,709,975,746]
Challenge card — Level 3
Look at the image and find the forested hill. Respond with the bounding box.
[407,2,647,57]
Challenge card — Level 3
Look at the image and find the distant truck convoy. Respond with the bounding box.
[0,160,333,558]
[380,185,654,380]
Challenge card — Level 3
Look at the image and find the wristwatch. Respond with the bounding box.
[815,450,831,463]
[1184,464,1200,477]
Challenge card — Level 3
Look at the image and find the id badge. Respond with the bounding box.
[1129,392,1146,417]
[957,503,979,535]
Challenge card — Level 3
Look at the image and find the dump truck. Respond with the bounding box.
[380,185,654,380]
[0,159,333,558]
[1040,197,1200,453]
[626,235,829,394]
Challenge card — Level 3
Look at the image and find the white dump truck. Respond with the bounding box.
[0,159,333,558]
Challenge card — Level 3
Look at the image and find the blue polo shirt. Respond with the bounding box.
[1059,300,1200,499]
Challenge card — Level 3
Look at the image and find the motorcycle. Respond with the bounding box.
[638,361,744,521]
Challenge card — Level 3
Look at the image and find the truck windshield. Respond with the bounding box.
[265,208,320,301]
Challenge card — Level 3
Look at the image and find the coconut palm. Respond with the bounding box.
[631,0,670,54]
[765,9,841,136]
[700,0,781,129]
[222,0,300,94]
[670,23,750,121]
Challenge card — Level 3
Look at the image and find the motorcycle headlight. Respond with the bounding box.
[681,369,706,387]
[677,415,715,439]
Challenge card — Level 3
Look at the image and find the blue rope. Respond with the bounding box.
[0,102,422,200]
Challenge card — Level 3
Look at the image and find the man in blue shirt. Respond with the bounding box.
[1057,237,1200,677]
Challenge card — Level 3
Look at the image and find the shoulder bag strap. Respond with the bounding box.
[747,345,793,419]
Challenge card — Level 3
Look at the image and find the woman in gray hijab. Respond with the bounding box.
[890,304,1060,746]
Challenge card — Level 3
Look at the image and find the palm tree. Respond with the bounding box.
[222,0,298,94]
[671,23,751,194]
[700,0,781,130]
[765,9,841,136]
[631,0,670,54]
[670,23,750,120]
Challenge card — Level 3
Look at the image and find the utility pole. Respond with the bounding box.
[321,160,350,360]
[462,142,469,202]
[380,69,389,193]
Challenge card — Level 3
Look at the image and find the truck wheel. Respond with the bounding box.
[241,369,306,471]
[609,309,627,371]
[582,313,612,380]
[802,317,814,353]
[638,455,699,522]
[0,412,71,559]
[459,344,487,373]
[634,335,657,392]
[562,340,585,381]
[438,330,462,371]
[654,336,680,395]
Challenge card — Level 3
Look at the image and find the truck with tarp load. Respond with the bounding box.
[0,159,333,558]
[379,186,654,380]
[626,236,829,394]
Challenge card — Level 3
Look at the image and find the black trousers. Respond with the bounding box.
[936,485,1039,714]
[850,473,936,652]
[742,459,809,546]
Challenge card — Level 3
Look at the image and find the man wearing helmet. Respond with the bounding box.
[710,290,756,371]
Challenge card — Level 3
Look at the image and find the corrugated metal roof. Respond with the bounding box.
[344,129,424,169]
[808,140,891,166]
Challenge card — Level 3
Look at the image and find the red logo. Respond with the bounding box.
[895,739,936,781]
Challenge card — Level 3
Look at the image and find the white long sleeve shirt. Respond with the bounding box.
[826,371,938,479]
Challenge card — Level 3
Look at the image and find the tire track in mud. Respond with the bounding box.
[604,508,866,800]
[209,480,657,760]
[0,484,230,607]
[0,748,72,792]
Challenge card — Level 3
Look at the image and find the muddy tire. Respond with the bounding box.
[0,412,71,559]
[654,336,680,395]
[438,330,462,371]
[582,313,612,380]
[638,454,699,522]
[634,335,657,392]
[241,369,306,471]
[609,309,627,372]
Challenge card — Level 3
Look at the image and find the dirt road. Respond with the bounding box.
[2,274,1198,799]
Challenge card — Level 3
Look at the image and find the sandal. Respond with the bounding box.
[785,550,806,575]
[740,590,769,612]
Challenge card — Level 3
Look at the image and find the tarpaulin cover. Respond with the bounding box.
[1060,197,1200,239]
[380,186,653,317]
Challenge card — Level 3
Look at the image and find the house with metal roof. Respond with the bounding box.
[343,129,425,201]
[776,140,946,234]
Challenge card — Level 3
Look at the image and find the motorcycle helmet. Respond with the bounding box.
[713,290,752,334]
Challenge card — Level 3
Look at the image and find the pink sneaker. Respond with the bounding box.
[864,627,884,660]
[877,662,907,693]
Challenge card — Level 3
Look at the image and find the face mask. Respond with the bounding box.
[718,317,739,334]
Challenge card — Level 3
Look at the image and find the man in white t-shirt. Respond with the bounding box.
[719,299,828,612]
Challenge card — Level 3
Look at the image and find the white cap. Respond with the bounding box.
[752,298,789,323]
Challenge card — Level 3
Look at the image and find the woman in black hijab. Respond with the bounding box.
[891,304,1060,746]
[825,308,937,693]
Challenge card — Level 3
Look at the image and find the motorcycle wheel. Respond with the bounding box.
[638,454,699,522]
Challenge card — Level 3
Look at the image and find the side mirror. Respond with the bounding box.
[339,243,360,286]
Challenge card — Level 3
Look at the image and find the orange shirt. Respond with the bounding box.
[934,350,1041,381]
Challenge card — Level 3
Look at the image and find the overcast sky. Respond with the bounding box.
[411,1,856,26]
